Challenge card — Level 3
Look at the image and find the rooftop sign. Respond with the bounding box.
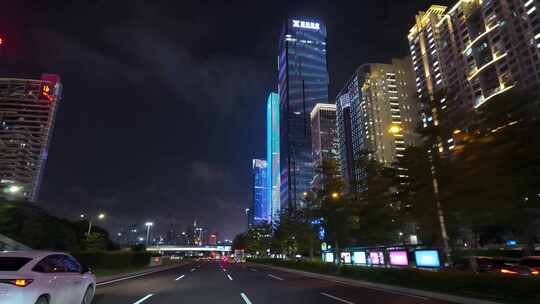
[292,20,320,30]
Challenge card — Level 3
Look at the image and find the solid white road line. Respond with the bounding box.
[240,293,253,304]
[268,274,284,281]
[133,293,154,304]
[174,275,185,281]
[227,274,234,281]
[320,292,355,304]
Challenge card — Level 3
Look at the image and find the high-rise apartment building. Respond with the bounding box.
[266,93,280,227]
[251,159,269,227]
[409,1,540,141]
[0,74,62,202]
[336,94,355,188]
[310,103,339,189]
[278,18,329,209]
[336,59,420,191]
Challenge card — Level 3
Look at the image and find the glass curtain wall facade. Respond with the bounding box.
[278,18,329,209]
[251,159,269,227]
[310,103,339,190]
[266,92,280,228]
[0,74,62,202]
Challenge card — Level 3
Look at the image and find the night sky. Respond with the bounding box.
[1,0,454,240]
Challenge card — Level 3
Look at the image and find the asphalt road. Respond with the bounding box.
[94,260,454,304]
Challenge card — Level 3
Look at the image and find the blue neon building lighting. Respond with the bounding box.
[267,92,280,228]
[252,159,269,226]
[278,18,329,209]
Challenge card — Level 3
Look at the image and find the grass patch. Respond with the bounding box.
[250,258,540,304]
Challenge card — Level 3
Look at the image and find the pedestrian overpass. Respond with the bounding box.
[146,245,232,254]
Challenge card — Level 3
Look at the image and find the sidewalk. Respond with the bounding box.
[250,263,504,304]
[96,262,190,286]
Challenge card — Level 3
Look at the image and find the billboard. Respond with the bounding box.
[324,252,334,263]
[369,251,384,265]
[341,252,352,264]
[353,251,367,265]
[389,250,409,266]
[415,250,441,268]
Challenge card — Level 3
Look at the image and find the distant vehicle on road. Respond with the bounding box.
[0,251,95,304]
[451,256,516,274]
[500,256,540,277]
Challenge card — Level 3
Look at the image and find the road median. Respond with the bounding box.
[249,259,540,304]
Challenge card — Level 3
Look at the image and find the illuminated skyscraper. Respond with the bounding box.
[409,1,540,151]
[0,74,62,201]
[251,159,269,227]
[278,18,329,209]
[266,93,280,228]
[310,103,339,190]
[336,59,419,192]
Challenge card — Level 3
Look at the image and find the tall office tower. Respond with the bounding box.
[336,94,355,189]
[310,103,339,190]
[0,74,62,202]
[251,159,269,227]
[409,1,540,149]
[278,18,329,209]
[266,93,280,228]
[336,59,420,192]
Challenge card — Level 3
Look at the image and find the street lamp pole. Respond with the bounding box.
[145,222,154,245]
[84,213,106,238]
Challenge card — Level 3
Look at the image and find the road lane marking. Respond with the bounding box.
[190,268,196,272]
[174,275,185,281]
[227,274,234,281]
[320,292,355,304]
[240,293,253,304]
[268,274,284,281]
[133,293,154,304]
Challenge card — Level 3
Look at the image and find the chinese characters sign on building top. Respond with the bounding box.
[292,20,320,30]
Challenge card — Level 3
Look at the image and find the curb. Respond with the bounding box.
[249,263,504,304]
[96,263,190,286]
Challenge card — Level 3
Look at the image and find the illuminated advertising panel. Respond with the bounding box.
[415,250,441,268]
[324,252,334,263]
[353,251,367,265]
[369,251,384,265]
[267,93,280,227]
[341,252,352,264]
[389,251,409,266]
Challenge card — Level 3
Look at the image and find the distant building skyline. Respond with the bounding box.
[0,74,62,202]
[278,17,329,209]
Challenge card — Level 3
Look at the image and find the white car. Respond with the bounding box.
[0,251,95,304]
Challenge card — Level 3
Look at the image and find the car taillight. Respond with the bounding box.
[0,279,34,287]
[531,270,539,276]
[500,268,518,275]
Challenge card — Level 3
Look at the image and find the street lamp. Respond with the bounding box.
[84,212,106,237]
[331,192,339,199]
[145,222,154,245]
[6,185,22,194]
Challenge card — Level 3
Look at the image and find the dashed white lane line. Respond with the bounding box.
[268,274,284,281]
[227,274,234,281]
[320,292,355,304]
[240,292,253,304]
[174,275,185,281]
[133,293,154,304]
[190,268,196,272]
